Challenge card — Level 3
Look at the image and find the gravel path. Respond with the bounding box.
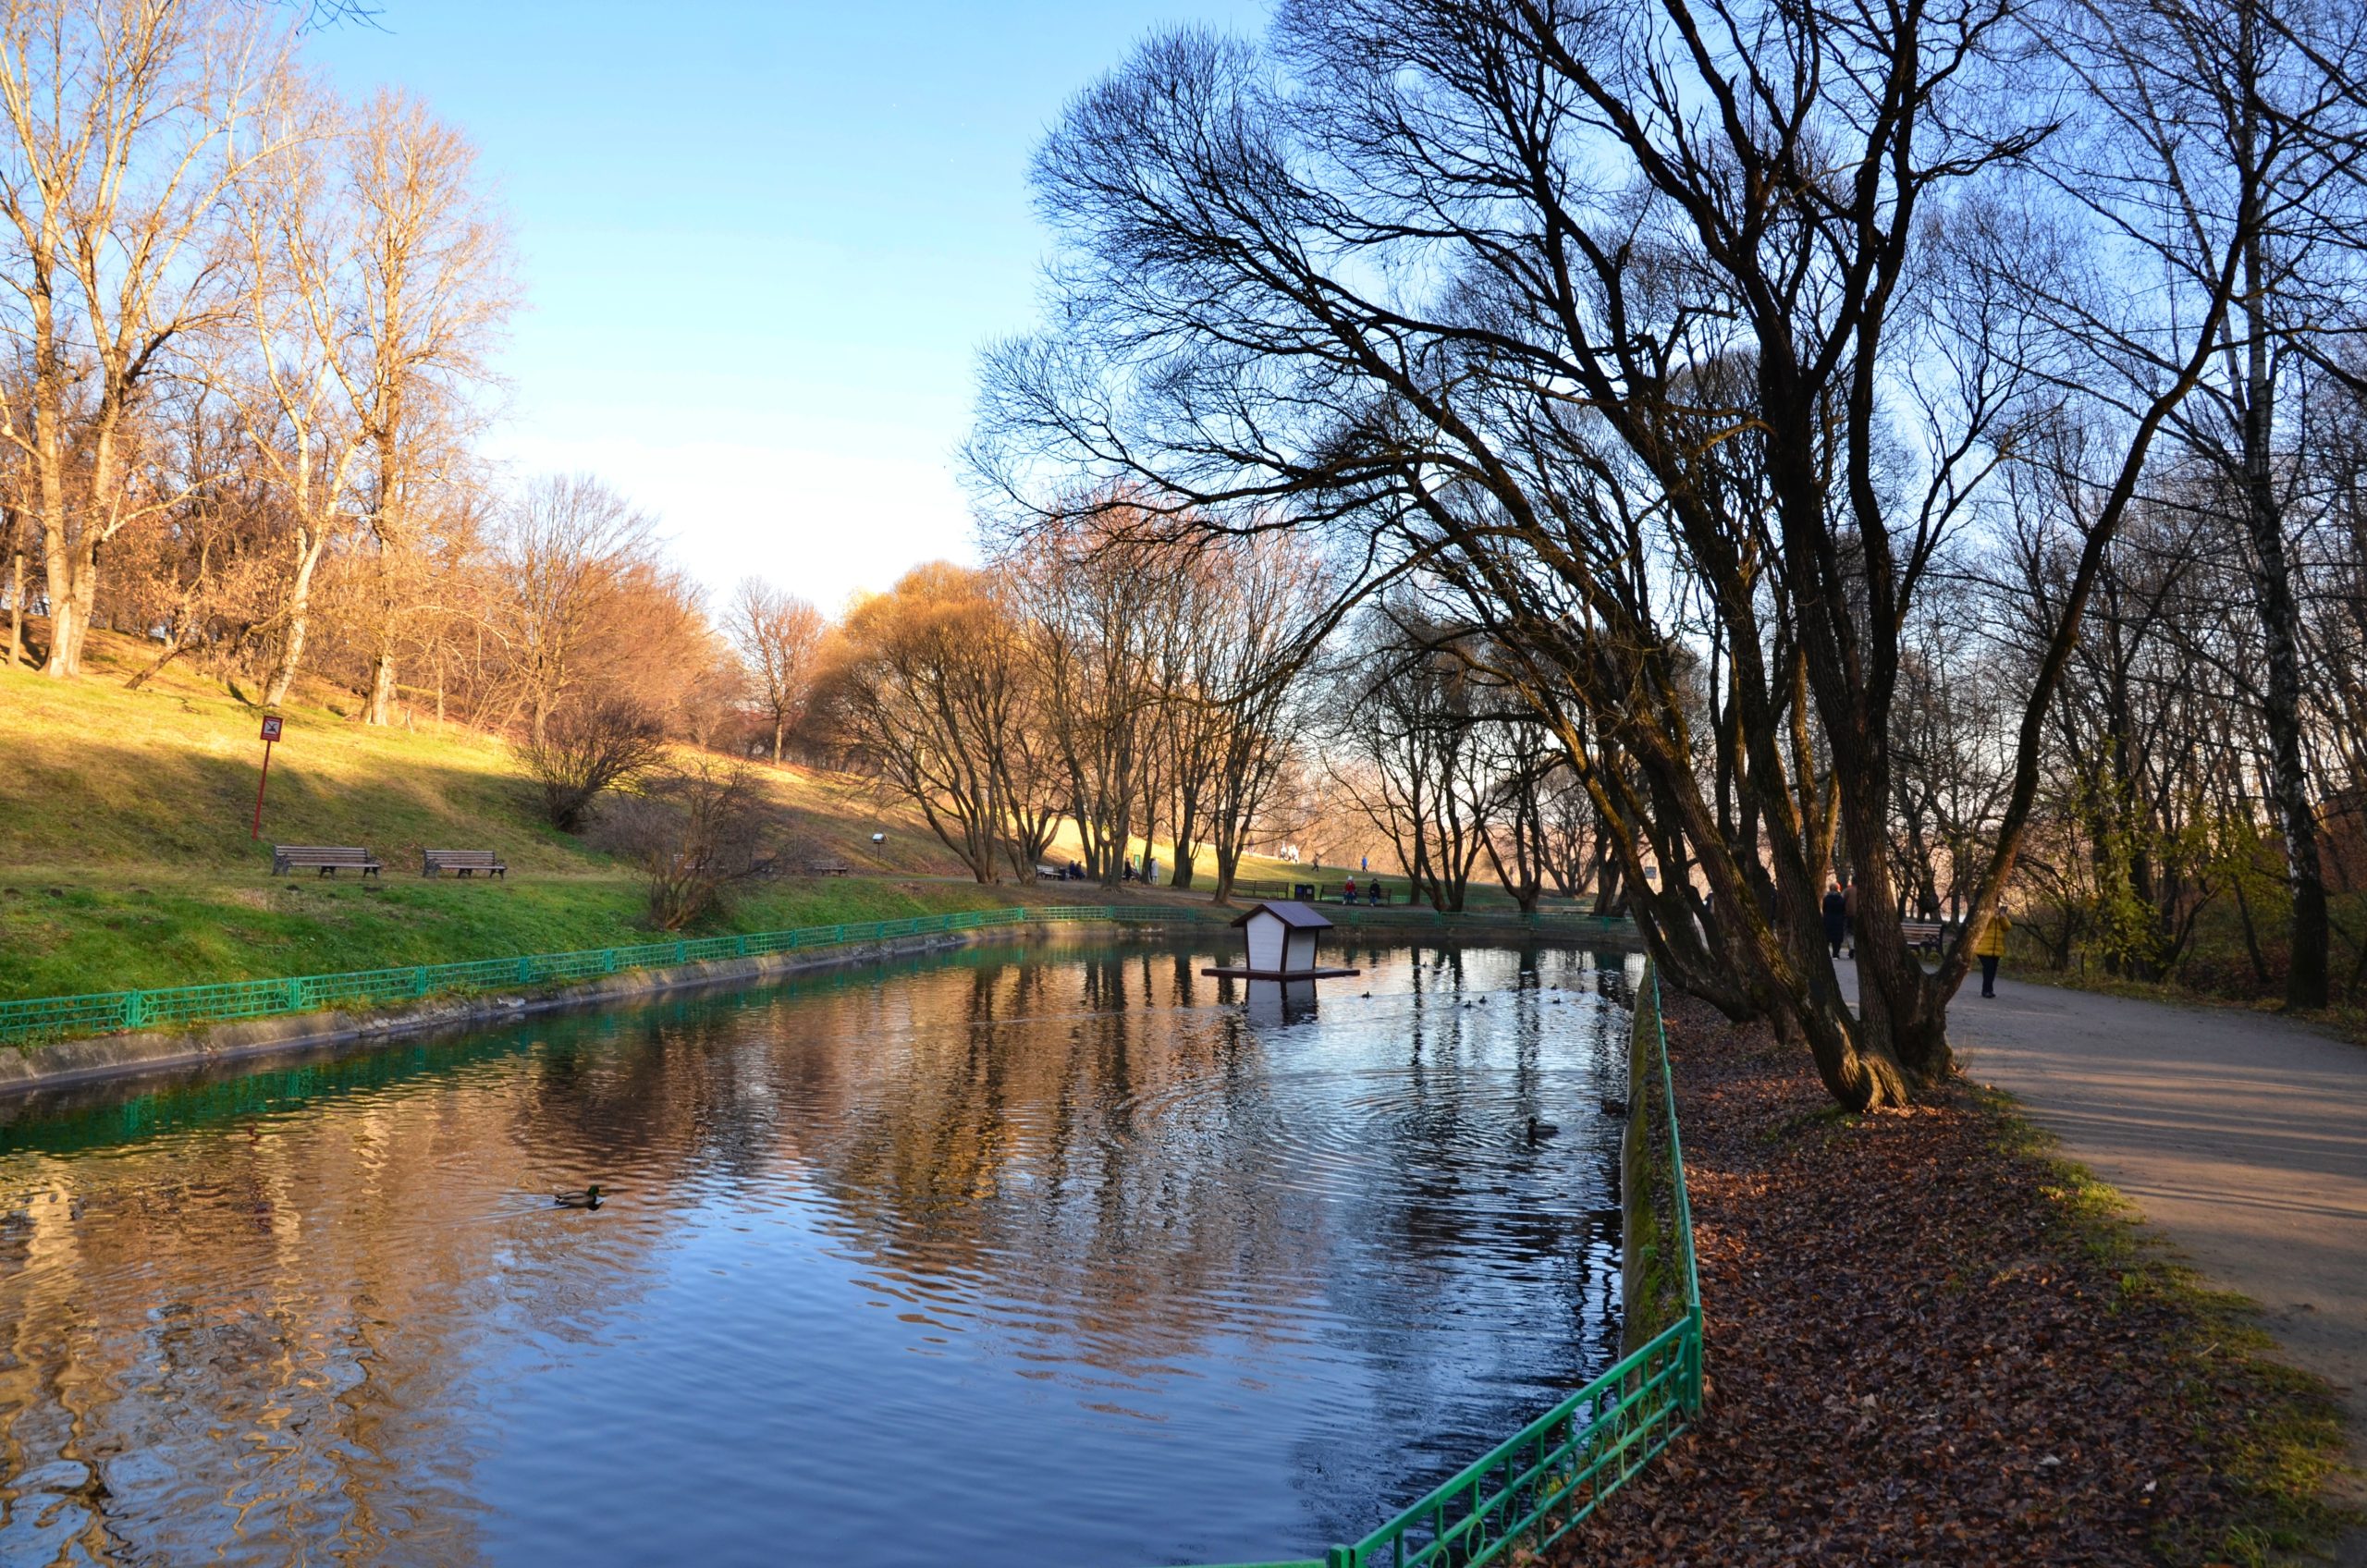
[1907,971,2367,1556]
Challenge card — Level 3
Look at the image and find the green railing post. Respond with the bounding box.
[1685,1305,1705,1415]
[122,991,145,1030]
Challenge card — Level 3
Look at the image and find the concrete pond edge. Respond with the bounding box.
[1,911,1648,1102]
[0,926,1085,1100]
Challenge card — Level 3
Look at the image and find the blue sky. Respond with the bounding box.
[310,2,1262,610]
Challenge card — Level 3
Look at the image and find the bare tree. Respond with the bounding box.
[1008,509,1170,885]
[816,563,1028,883]
[521,695,665,834]
[1193,532,1330,902]
[495,472,658,747]
[0,0,291,678]
[975,0,2287,1108]
[338,89,510,725]
[727,576,824,765]
[230,84,507,710]
[607,754,775,929]
[230,86,362,706]
[2069,0,2367,1008]
[1330,611,1495,913]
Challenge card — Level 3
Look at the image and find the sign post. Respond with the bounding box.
[252,716,283,840]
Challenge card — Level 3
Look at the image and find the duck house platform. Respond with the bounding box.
[1202,900,1360,981]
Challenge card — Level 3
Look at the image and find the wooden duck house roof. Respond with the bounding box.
[1230,900,1333,930]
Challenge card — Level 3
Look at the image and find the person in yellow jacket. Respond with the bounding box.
[1973,903,2011,998]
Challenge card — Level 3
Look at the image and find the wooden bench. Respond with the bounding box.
[1901,919,1946,953]
[804,861,852,876]
[423,849,507,878]
[273,845,382,878]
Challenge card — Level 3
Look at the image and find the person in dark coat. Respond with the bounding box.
[1821,883,1848,959]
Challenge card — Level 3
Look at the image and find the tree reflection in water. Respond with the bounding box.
[0,939,1638,1567]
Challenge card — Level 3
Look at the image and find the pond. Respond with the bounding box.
[0,937,1639,1567]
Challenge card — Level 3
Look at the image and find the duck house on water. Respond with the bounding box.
[1203,900,1361,982]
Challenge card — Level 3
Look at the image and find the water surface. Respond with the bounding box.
[0,938,1637,1566]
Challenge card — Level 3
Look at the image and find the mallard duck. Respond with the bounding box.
[553,1184,604,1209]
[1527,1116,1560,1141]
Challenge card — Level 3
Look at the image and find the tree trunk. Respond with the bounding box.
[125,622,191,691]
[264,533,329,709]
[2238,312,2326,1008]
[1210,840,1240,905]
[2233,875,2271,987]
[37,519,93,677]
[43,591,83,677]
[771,719,784,766]
[370,654,397,726]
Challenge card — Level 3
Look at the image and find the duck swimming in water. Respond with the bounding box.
[553,1184,604,1209]
[1527,1116,1560,1142]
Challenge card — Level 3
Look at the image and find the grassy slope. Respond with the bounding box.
[0,634,1045,998]
[0,627,1558,999]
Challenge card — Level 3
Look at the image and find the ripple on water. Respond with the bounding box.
[0,941,1633,1568]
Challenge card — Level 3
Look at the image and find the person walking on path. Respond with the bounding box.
[1973,902,2011,998]
[1842,874,1859,958]
[1821,883,1848,960]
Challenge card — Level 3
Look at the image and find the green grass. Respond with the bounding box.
[0,870,1045,1000]
[1977,1086,2357,1566]
[0,651,973,879]
[1620,972,1692,1354]
[0,643,1088,1000]
[0,631,1558,1004]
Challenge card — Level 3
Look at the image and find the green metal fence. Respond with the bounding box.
[1322,906,1633,936]
[1181,965,1701,1568]
[0,901,1637,1050]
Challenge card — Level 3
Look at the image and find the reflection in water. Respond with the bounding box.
[0,939,1639,1567]
[1245,976,1318,1027]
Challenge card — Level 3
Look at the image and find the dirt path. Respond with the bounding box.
[1878,969,2367,1553]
